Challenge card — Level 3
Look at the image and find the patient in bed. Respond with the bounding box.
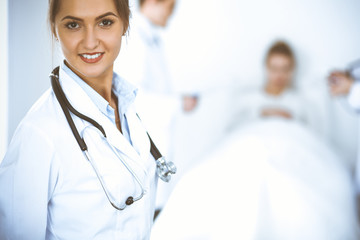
[151,41,359,240]
[235,41,307,125]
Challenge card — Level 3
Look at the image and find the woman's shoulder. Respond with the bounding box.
[22,88,60,125]
[12,88,67,144]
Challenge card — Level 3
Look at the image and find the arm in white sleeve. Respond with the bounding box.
[0,122,58,239]
[347,81,360,110]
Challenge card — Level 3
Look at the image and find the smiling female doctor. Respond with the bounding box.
[0,0,167,239]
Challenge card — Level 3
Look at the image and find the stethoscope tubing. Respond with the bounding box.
[49,66,176,210]
[51,67,147,210]
[80,125,146,210]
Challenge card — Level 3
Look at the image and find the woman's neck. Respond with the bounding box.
[64,62,121,132]
[65,61,114,103]
[265,84,286,96]
[86,72,113,103]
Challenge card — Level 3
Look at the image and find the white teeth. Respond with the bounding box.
[81,53,101,59]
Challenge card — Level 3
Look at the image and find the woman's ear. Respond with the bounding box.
[52,24,59,41]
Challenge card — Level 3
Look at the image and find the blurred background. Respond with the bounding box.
[163,0,360,174]
[1,0,360,172]
[1,0,360,238]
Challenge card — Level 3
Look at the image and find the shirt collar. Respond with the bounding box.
[61,61,137,116]
[112,70,138,114]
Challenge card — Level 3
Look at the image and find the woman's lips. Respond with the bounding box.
[79,52,104,63]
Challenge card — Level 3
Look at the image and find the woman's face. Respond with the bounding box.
[54,0,124,81]
[266,54,294,89]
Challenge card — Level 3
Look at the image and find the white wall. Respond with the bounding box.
[166,0,360,89]
[164,0,360,170]
[8,0,54,142]
[0,0,9,160]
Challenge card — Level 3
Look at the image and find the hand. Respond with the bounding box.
[261,108,292,119]
[328,71,354,96]
[183,95,198,112]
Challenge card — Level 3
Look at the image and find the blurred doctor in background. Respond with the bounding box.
[328,60,360,193]
[114,0,198,217]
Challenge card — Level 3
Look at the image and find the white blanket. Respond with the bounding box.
[151,119,359,240]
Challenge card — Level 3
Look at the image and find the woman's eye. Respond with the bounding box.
[66,22,79,29]
[99,19,113,27]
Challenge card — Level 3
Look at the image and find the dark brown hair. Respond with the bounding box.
[266,41,295,67]
[48,0,130,36]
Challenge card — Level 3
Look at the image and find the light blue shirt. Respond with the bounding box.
[62,62,137,145]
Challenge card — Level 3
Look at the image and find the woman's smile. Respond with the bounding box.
[79,52,104,63]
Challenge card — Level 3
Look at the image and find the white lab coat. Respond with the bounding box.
[348,81,360,192]
[115,13,181,209]
[0,65,158,239]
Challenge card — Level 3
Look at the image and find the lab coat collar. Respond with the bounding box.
[61,61,138,117]
[57,65,150,163]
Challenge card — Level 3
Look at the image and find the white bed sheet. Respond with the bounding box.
[151,119,359,240]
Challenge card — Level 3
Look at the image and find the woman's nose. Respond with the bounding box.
[83,28,99,50]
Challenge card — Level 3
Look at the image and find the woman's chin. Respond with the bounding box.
[271,82,289,89]
[77,66,111,80]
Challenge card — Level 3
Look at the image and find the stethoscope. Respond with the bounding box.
[50,66,176,210]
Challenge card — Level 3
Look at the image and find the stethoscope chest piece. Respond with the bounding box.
[156,157,177,182]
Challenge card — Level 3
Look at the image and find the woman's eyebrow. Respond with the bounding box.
[61,12,118,22]
[61,16,83,22]
[95,12,119,20]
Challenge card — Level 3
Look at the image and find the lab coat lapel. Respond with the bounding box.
[98,113,141,162]
[58,67,141,162]
[126,108,151,161]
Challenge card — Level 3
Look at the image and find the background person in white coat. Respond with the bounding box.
[328,60,360,205]
[115,0,198,216]
[0,0,159,239]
